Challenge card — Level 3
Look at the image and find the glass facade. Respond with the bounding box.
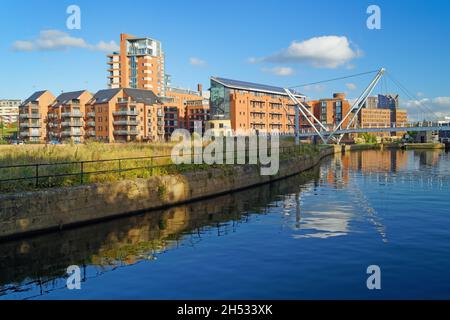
[210,80,231,120]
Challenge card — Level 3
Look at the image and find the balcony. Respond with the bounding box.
[20,131,40,137]
[113,120,139,126]
[61,121,84,127]
[86,121,96,127]
[20,122,41,128]
[61,111,83,118]
[61,130,83,137]
[20,113,41,119]
[113,130,139,136]
[117,98,131,104]
[86,130,96,137]
[113,110,139,116]
[87,112,96,118]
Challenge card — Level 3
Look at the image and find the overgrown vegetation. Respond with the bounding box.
[357,133,378,144]
[0,141,324,194]
[0,123,18,144]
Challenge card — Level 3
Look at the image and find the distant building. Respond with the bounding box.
[363,96,378,109]
[0,99,21,124]
[185,98,210,134]
[378,94,399,110]
[164,85,203,126]
[358,108,391,137]
[107,34,166,96]
[308,93,352,130]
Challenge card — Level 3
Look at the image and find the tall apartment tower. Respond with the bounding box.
[107,33,166,96]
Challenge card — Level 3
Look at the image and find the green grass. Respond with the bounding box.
[0,141,321,194]
[0,123,18,143]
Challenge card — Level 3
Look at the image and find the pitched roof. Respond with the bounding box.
[90,88,122,104]
[52,90,88,108]
[123,88,161,105]
[211,77,304,97]
[20,90,48,106]
[89,88,161,105]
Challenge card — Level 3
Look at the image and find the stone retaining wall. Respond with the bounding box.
[0,146,338,240]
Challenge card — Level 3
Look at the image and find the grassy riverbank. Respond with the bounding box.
[0,141,322,193]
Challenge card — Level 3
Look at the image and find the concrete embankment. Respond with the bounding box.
[382,142,445,150]
[0,146,341,240]
[402,143,445,149]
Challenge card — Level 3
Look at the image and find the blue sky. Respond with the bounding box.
[1,0,449,118]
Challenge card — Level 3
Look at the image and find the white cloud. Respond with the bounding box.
[345,83,357,90]
[400,97,450,120]
[253,36,362,69]
[95,41,120,52]
[248,57,262,64]
[261,66,295,76]
[12,30,119,52]
[189,57,207,66]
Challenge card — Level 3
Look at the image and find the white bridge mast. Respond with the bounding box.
[284,67,386,145]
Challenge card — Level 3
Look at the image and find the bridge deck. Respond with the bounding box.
[298,126,450,138]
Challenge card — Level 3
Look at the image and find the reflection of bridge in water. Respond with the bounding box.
[0,148,447,299]
[1,168,322,299]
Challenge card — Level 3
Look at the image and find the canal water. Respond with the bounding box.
[1,149,450,299]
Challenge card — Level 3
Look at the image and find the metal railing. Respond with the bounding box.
[0,144,317,192]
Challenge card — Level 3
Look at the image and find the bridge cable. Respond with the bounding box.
[288,70,379,89]
[386,71,439,121]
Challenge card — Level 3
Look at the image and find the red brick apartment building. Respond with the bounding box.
[85,88,164,142]
[18,90,55,143]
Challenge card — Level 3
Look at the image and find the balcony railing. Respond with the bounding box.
[113,110,139,116]
[87,112,96,118]
[113,130,139,136]
[113,120,139,126]
[61,121,84,127]
[86,130,96,136]
[61,130,83,137]
[20,122,41,128]
[20,113,41,119]
[86,121,96,127]
[61,112,83,118]
[19,131,41,137]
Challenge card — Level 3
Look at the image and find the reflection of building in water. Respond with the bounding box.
[0,168,320,299]
[321,150,409,190]
[343,149,408,173]
[415,150,442,167]
[325,154,349,188]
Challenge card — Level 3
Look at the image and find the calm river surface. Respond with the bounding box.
[1,149,450,299]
